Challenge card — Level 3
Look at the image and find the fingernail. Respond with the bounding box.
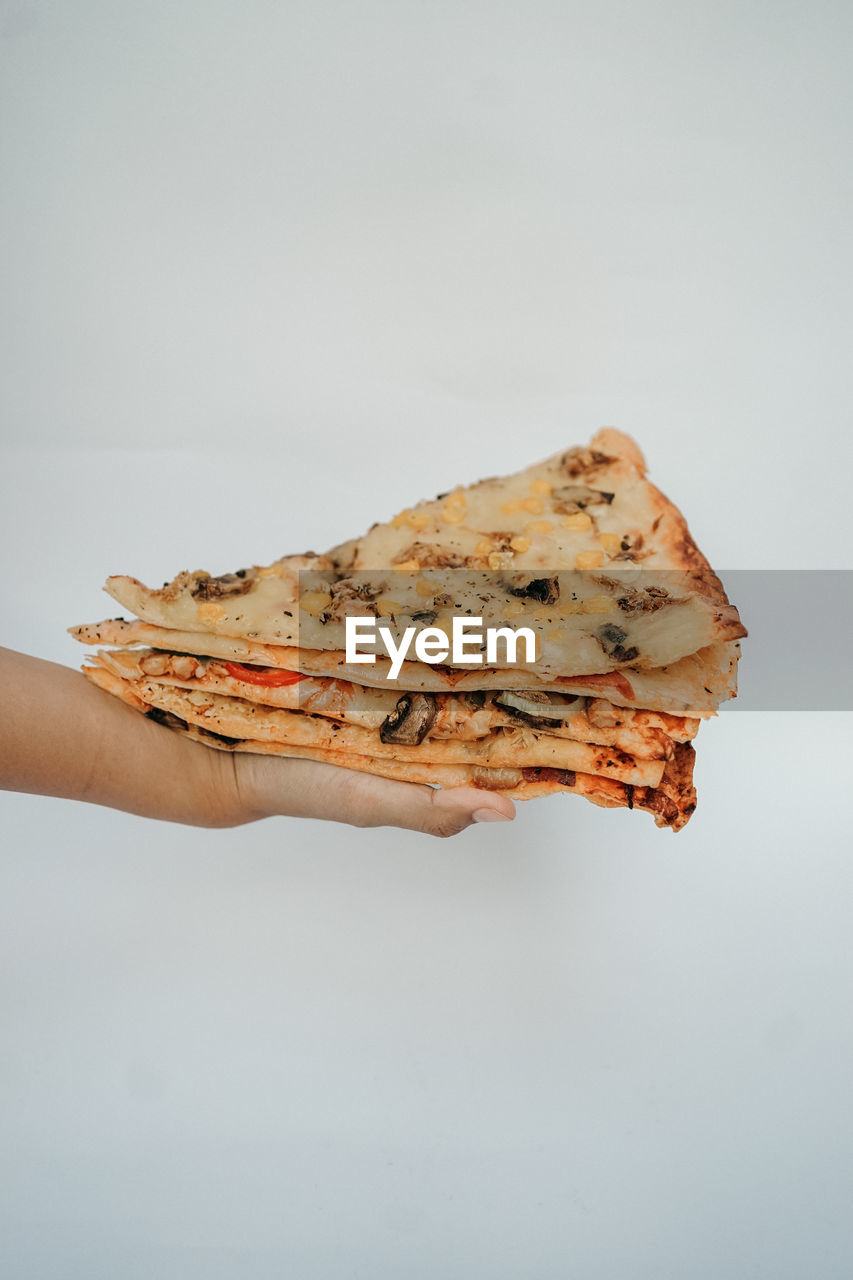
[473,808,512,823]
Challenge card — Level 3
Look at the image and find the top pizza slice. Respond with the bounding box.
[100,429,745,676]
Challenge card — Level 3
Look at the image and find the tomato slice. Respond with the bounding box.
[223,661,309,687]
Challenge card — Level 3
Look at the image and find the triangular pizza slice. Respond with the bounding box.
[98,430,745,676]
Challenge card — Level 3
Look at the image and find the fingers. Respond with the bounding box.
[345,777,517,837]
[244,755,516,837]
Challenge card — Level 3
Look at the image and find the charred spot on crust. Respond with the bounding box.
[191,571,255,601]
[508,575,560,605]
[596,623,640,664]
[626,784,635,810]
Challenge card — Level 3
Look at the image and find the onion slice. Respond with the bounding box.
[494,691,581,723]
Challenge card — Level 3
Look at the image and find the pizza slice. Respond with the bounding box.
[99,430,745,675]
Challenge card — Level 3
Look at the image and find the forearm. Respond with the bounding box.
[0,646,514,835]
[0,647,243,827]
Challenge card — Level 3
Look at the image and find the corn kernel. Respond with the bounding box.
[521,496,544,514]
[488,551,512,570]
[598,532,622,553]
[525,519,554,535]
[407,510,431,530]
[441,506,465,524]
[510,535,531,553]
[391,509,411,529]
[445,488,467,509]
[575,551,604,570]
[197,602,225,624]
[375,598,402,615]
[416,578,437,597]
[583,594,613,614]
[300,591,332,615]
[257,564,283,578]
[474,538,494,556]
[393,559,421,571]
[562,512,593,531]
[500,499,522,516]
[530,478,553,495]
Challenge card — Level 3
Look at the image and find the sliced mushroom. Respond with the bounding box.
[494,690,581,726]
[191,570,255,601]
[596,623,639,664]
[379,693,438,745]
[145,707,189,733]
[560,447,614,478]
[551,484,615,514]
[506,574,560,605]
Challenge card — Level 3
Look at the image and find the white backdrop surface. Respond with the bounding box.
[1,2,852,1277]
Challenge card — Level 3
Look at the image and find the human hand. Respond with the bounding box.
[0,647,515,836]
[235,752,515,836]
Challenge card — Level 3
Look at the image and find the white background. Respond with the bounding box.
[2,2,852,1276]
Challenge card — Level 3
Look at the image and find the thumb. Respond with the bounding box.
[324,769,516,837]
[400,783,517,838]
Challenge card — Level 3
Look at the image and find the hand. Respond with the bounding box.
[238,754,516,836]
[0,647,515,836]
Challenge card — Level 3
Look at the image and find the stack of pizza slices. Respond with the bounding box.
[71,430,745,830]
